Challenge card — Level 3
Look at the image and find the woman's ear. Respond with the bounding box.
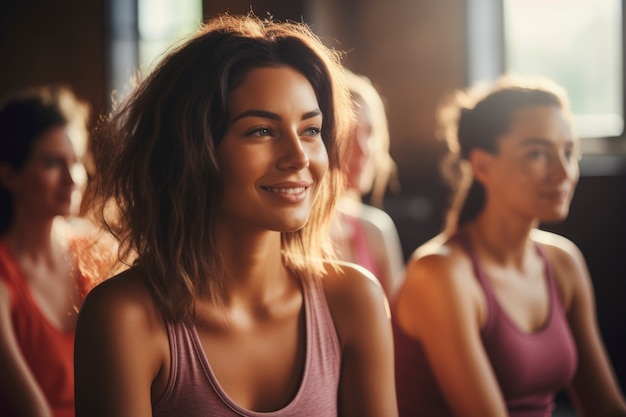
[468,148,494,185]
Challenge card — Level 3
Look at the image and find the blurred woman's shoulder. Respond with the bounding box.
[65,216,128,292]
[531,228,589,310]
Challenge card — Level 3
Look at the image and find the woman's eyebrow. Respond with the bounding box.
[231,108,322,123]
[232,109,281,123]
[302,109,322,120]
[516,137,573,148]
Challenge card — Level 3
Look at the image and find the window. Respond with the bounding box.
[106,0,202,105]
[504,0,623,141]
[138,0,202,72]
[467,0,626,161]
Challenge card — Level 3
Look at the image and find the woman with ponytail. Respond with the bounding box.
[393,75,626,417]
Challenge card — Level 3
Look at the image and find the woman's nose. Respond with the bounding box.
[551,151,577,182]
[277,132,310,171]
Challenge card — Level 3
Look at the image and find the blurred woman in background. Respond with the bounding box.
[332,69,404,301]
[393,75,626,417]
[0,85,92,417]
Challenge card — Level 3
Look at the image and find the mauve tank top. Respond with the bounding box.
[394,237,578,417]
[346,214,381,279]
[153,276,341,417]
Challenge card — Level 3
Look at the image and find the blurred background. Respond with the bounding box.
[1,0,624,413]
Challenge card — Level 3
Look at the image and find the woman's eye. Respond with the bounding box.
[302,126,321,137]
[248,127,272,137]
[43,158,63,168]
[526,148,547,160]
[564,147,580,161]
[564,150,573,160]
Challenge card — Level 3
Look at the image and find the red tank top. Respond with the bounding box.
[0,240,89,417]
[153,276,341,416]
[394,238,577,417]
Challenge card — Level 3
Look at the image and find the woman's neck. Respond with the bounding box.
[464,210,537,267]
[214,228,289,301]
[3,216,58,259]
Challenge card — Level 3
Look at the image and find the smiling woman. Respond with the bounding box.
[74,13,398,417]
[217,67,328,232]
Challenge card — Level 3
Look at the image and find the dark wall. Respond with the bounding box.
[0,0,107,129]
[203,0,306,21]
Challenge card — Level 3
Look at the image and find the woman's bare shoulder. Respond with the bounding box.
[406,233,469,275]
[79,267,163,333]
[321,260,385,302]
[531,229,584,262]
[531,228,590,310]
[85,268,151,304]
[530,229,589,283]
[355,204,398,234]
[320,260,391,346]
[396,233,483,339]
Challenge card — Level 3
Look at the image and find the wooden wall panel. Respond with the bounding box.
[202,0,306,21]
[0,0,107,128]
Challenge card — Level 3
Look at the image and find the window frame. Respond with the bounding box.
[465,0,626,175]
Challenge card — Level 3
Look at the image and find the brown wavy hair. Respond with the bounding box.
[85,14,353,322]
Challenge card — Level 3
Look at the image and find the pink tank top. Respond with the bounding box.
[346,214,380,279]
[153,277,341,416]
[394,237,577,417]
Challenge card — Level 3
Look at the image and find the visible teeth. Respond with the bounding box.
[266,187,305,194]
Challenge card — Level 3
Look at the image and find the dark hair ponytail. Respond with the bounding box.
[436,75,569,233]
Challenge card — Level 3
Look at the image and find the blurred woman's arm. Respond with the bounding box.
[546,239,626,417]
[395,252,508,417]
[0,280,52,417]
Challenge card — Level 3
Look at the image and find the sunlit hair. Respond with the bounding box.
[436,74,574,233]
[85,13,353,322]
[0,85,90,233]
[344,70,399,208]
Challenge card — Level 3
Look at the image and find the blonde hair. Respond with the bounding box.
[344,69,399,207]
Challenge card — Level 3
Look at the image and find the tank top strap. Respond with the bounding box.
[300,274,342,370]
[456,232,497,297]
[457,233,566,331]
[155,272,341,416]
[532,243,563,311]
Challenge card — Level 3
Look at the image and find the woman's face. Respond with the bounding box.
[346,98,376,194]
[479,105,579,223]
[2,126,79,220]
[216,65,329,232]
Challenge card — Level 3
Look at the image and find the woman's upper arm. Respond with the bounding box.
[74,275,166,417]
[324,264,398,417]
[0,280,53,417]
[555,244,626,416]
[395,254,508,417]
